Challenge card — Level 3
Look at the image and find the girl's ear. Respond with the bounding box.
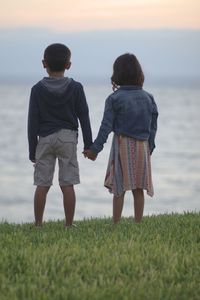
[42,59,47,68]
[112,81,119,91]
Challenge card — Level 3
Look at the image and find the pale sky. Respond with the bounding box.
[0,0,200,31]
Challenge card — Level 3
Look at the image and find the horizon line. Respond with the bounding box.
[0,26,200,33]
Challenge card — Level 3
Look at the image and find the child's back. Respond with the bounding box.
[28,43,92,227]
[84,53,158,224]
[28,77,92,161]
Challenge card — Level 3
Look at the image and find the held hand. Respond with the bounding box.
[83,149,97,161]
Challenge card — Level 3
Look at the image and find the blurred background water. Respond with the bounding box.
[0,81,200,223]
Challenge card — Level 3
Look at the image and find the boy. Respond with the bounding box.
[28,43,92,227]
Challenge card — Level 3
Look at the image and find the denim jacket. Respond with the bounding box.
[90,86,158,154]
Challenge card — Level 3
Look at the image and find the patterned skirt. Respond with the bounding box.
[104,134,154,197]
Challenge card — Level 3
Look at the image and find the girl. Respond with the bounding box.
[84,53,158,223]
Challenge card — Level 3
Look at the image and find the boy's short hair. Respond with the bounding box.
[44,43,71,72]
[111,53,144,87]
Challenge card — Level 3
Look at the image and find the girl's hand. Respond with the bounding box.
[83,149,97,161]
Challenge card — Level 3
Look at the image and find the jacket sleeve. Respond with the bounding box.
[27,87,39,161]
[90,96,114,154]
[148,97,158,155]
[76,85,93,149]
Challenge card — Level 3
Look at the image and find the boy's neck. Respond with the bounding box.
[47,70,65,78]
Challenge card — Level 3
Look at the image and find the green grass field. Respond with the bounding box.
[0,212,200,300]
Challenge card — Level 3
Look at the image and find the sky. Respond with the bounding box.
[0,0,199,82]
[0,0,200,31]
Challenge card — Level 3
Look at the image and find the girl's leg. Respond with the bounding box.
[60,185,76,227]
[113,192,125,224]
[132,189,144,223]
[34,186,50,226]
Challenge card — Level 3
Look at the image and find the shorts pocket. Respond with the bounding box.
[58,130,78,143]
[38,135,51,145]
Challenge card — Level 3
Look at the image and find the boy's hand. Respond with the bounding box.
[30,159,36,167]
[83,149,97,161]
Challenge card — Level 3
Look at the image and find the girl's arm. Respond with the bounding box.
[148,99,158,154]
[90,96,114,154]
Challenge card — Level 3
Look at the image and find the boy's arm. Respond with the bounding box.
[148,98,158,155]
[90,96,114,154]
[28,87,39,162]
[76,85,93,149]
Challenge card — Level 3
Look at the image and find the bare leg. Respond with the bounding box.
[34,186,50,226]
[113,193,125,224]
[60,185,76,227]
[132,189,144,223]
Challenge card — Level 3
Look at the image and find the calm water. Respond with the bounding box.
[0,82,200,223]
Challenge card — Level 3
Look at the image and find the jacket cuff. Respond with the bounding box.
[29,153,35,162]
[84,142,93,150]
[89,144,100,154]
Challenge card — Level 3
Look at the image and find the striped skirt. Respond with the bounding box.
[104,134,154,197]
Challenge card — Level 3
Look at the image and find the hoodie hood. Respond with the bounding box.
[40,77,72,95]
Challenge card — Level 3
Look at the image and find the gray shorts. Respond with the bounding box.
[34,129,80,186]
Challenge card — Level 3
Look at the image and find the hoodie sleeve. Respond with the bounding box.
[148,97,158,155]
[28,87,39,161]
[75,84,93,149]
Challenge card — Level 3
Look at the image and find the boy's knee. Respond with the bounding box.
[60,184,74,190]
[36,186,51,193]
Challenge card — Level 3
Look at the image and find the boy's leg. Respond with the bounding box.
[113,192,125,224]
[34,186,50,226]
[34,135,56,226]
[60,185,76,227]
[132,189,144,223]
[57,131,79,227]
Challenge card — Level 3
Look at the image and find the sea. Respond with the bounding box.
[0,80,200,223]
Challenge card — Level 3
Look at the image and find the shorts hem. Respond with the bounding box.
[34,183,53,187]
[59,180,80,186]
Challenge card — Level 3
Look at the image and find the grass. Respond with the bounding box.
[0,212,200,300]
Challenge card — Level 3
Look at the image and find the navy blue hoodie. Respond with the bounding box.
[28,77,92,161]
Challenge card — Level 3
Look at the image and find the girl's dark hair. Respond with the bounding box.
[44,43,71,72]
[111,53,144,87]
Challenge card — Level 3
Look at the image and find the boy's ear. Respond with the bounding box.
[42,59,47,68]
[66,62,71,70]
